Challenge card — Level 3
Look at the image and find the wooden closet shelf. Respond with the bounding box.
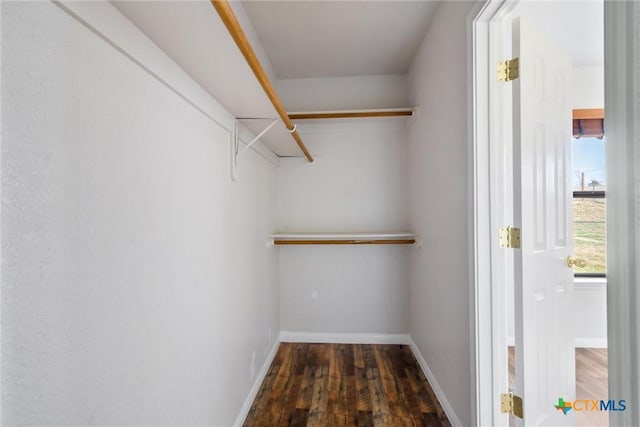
[272,232,417,245]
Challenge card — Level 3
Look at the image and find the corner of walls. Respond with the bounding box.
[406,2,478,426]
[408,336,463,427]
[232,333,282,427]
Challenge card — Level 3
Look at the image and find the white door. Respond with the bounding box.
[512,18,575,426]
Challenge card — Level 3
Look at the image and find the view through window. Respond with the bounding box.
[572,136,606,276]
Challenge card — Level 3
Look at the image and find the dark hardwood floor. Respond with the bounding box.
[244,343,451,427]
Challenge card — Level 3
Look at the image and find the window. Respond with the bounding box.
[572,135,605,277]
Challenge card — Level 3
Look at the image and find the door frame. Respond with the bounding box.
[471,1,639,425]
[602,2,640,426]
[470,1,518,425]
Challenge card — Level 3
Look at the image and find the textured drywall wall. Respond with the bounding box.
[407,2,476,426]
[1,2,278,425]
[277,121,410,334]
[573,65,605,109]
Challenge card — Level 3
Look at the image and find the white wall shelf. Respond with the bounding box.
[271,232,417,245]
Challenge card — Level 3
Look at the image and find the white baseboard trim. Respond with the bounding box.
[408,336,462,427]
[233,336,281,427]
[575,338,608,348]
[279,331,410,345]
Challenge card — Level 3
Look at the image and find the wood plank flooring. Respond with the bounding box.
[244,343,451,427]
[575,348,608,426]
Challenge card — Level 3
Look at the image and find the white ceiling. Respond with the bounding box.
[520,0,603,67]
[241,0,604,80]
[112,0,603,158]
[241,1,440,79]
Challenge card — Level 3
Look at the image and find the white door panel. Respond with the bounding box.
[512,18,575,426]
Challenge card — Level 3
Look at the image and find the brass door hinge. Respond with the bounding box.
[501,392,524,418]
[498,227,521,248]
[497,58,520,82]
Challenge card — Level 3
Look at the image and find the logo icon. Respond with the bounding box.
[554,397,627,414]
[555,397,572,415]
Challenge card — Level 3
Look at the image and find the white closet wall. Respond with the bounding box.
[1,2,278,425]
[573,66,605,109]
[407,2,476,426]
[277,120,410,335]
[277,75,409,112]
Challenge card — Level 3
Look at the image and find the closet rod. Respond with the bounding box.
[210,1,314,162]
[288,109,414,120]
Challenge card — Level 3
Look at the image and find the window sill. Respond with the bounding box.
[574,276,607,291]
